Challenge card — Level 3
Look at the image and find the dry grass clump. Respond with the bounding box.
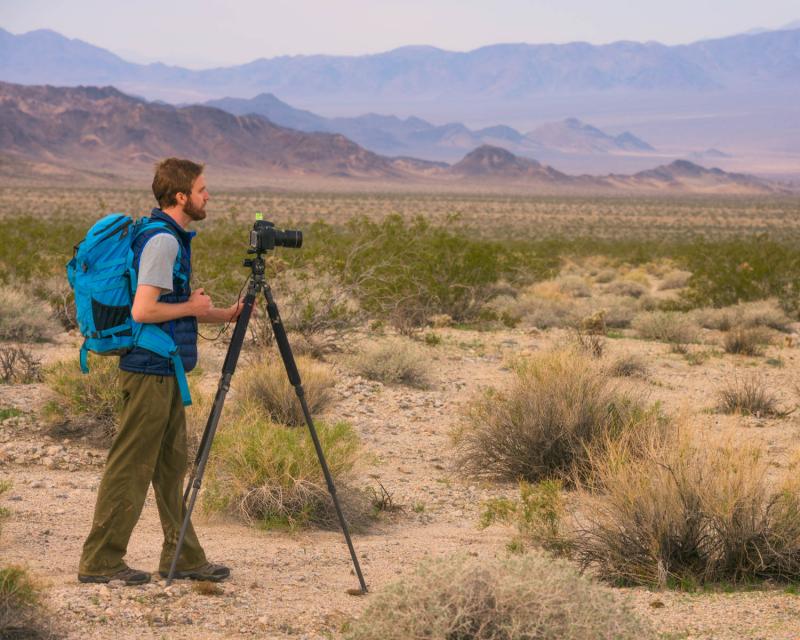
[203,409,368,530]
[235,355,335,426]
[0,286,61,343]
[658,269,692,290]
[570,430,800,586]
[723,326,772,356]
[716,375,788,417]
[691,306,739,331]
[632,311,699,352]
[454,349,666,483]
[348,338,432,388]
[43,355,121,444]
[596,295,637,328]
[608,353,648,378]
[0,566,57,639]
[345,553,655,640]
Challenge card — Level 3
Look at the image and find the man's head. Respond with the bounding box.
[152,158,209,222]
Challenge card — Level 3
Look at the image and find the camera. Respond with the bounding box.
[249,218,303,252]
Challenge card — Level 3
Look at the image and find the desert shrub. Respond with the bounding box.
[43,355,121,443]
[556,274,591,298]
[569,431,800,586]
[454,349,666,483]
[716,375,787,417]
[692,300,791,333]
[680,236,800,316]
[33,276,77,331]
[594,268,617,284]
[596,295,637,328]
[349,338,432,389]
[235,355,335,427]
[0,566,56,639]
[723,326,772,356]
[481,480,569,554]
[0,287,60,343]
[604,279,648,298]
[345,552,655,640]
[659,269,692,290]
[737,300,793,332]
[632,311,699,352]
[691,306,739,331]
[202,409,366,529]
[609,353,648,378]
[0,346,43,384]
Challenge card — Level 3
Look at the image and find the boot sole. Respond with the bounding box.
[78,574,150,586]
[159,569,229,582]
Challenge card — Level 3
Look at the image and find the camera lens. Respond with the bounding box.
[275,230,303,249]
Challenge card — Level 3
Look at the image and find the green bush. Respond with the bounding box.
[43,355,121,443]
[203,409,366,529]
[345,553,655,640]
[0,566,55,639]
[680,236,800,315]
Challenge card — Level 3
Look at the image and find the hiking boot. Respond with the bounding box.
[78,567,151,586]
[160,562,230,582]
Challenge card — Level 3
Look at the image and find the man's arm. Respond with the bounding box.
[131,285,211,323]
[131,286,243,324]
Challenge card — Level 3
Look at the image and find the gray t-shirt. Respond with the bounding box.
[138,234,179,293]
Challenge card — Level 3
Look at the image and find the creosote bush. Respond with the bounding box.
[345,553,655,640]
[235,355,335,426]
[454,349,666,483]
[202,409,367,530]
[0,346,43,384]
[349,338,432,388]
[0,286,61,343]
[716,375,788,417]
[44,355,121,443]
[723,326,772,356]
[608,353,648,378]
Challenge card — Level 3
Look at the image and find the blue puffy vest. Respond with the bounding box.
[119,209,198,376]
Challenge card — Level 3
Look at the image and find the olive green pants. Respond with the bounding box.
[79,371,207,576]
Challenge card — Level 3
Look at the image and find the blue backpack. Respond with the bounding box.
[66,213,192,406]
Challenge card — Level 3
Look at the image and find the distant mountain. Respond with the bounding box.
[526,118,654,153]
[203,93,654,162]
[0,82,780,194]
[1,26,798,105]
[0,81,409,180]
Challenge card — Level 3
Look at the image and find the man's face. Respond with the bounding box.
[183,174,209,221]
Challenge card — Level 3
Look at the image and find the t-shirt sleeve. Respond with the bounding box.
[137,234,179,293]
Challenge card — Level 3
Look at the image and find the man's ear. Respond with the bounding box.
[175,191,188,207]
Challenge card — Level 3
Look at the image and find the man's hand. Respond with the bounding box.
[227,297,246,322]
[188,288,213,317]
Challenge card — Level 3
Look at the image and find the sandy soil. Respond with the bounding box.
[3,324,800,639]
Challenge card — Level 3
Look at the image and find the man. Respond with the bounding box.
[78,158,242,586]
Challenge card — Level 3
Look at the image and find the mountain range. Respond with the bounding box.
[203,94,655,162]
[1,25,798,178]
[0,81,779,194]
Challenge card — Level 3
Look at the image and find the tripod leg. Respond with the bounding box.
[166,287,256,585]
[262,284,368,593]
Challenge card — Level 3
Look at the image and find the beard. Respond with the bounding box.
[184,197,207,221]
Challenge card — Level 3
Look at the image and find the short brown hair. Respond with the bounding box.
[152,158,204,209]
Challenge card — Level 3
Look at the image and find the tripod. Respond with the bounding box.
[166,250,368,593]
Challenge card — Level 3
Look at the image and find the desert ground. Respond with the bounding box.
[2,187,800,639]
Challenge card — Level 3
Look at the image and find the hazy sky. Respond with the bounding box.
[2,0,799,69]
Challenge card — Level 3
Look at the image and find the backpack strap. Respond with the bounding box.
[135,324,193,406]
[127,218,193,407]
